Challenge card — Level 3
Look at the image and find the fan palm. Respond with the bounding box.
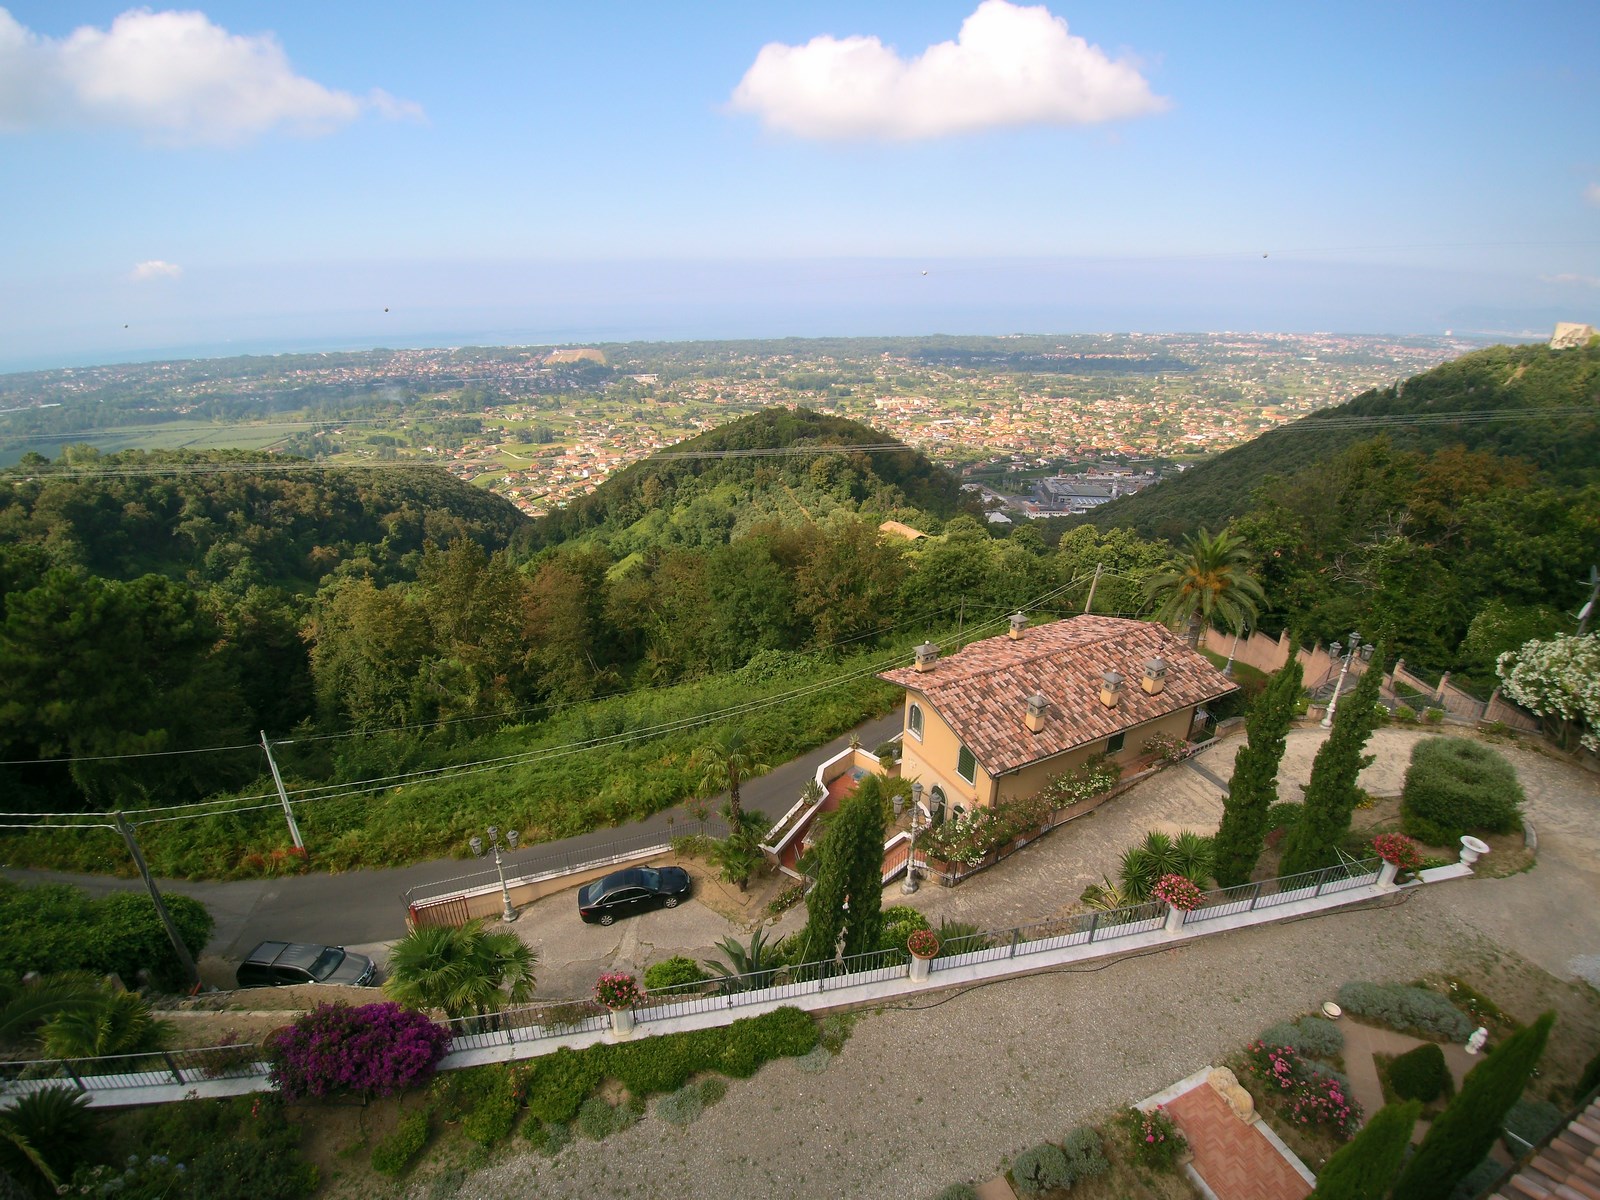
[1144,527,1267,648]
[383,920,537,1027]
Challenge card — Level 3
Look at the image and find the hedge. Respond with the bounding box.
[1400,738,1524,846]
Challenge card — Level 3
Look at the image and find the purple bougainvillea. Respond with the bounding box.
[265,1002,450,1102]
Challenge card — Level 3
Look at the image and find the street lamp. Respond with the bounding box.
[470,825,520,922]
[902,782,925,895]
[1320,631,1372,729]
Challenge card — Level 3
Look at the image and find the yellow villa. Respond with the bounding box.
[879,613,1238,823]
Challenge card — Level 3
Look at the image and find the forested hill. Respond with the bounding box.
[1078,341,1600,540]
[0,449,529,591]
[523,407,963,555]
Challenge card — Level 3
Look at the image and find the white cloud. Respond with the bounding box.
[0,7,422,144]
[1541,272,1600,288]
[729,0,1167,140]
[1586,183,1600,207]
[131,259,182,280]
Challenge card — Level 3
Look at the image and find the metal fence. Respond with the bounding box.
[5,858,1392,1098]
[1183,859,1380,926]
[401,818,729,907]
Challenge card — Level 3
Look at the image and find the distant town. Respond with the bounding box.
[0,331,1484,517]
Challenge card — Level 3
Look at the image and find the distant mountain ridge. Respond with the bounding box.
[1076,342,1600,539]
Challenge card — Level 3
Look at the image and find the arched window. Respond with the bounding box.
[908,703,924,740]
[930,785,947,826]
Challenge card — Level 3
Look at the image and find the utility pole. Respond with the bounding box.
[261,731,306,854]
[114,811,200,992]
[1083,562,1103,614]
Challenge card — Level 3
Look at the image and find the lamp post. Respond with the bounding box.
[470,825,520,922]
[902,782,924,895]
[1320,631,1371,729]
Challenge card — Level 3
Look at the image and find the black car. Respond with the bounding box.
[578,865,692,925]
[236,940,378,989]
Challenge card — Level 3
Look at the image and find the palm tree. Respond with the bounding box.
[1144,527,1267,648]
[693,727,769,832]
[383,920,537,1029]
[37,985,167,1059]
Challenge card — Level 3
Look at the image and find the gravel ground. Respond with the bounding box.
[407,725,1600,1200]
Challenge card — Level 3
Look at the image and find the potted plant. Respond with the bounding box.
[1372,832,1422,887]
[594,972,643,1036]
[1154,873,1204,933]
[907,929,940,982]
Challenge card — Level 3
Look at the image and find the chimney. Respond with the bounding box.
[1099,670,1123,709]
[914,641,940,672]
[1007,611,1028,640]
[1141,657,1167,695]
[1024,693,1049,733]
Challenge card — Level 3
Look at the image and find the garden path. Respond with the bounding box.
[1165,1081,1312,1200]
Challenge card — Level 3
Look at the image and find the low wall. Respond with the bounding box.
[408,846,680,929]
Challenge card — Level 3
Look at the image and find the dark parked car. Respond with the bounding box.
[236,940,378,989]
[578,865,691,925]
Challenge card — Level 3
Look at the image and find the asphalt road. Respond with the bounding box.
[1,711,903,964]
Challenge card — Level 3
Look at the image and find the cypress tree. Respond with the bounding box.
[1214,654,1304,886]
[1279,643,1387,876]
[1311,1100,1420,1200]
[797,777,887,963]
[1391,1011,1556,1200]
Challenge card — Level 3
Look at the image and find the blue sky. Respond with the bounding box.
[1,1,1597,369]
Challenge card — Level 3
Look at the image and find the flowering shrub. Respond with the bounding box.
[1372,832,1423,870]
[265,1002,449,1103]
[906,929,940,959]
[919,795,1051,868]
[1153,873,1205,912]
[593,972,643,1009]
[1116,1105,1187,1170]
[1038,754,1123,808]
[1141,733,1189,763]
[1243,1041,1361,1138]
[1496,632,1600,753]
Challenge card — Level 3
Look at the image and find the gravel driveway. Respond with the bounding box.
[422,725,1600,1200]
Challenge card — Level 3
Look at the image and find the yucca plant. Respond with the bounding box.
[1119,830,1215,901]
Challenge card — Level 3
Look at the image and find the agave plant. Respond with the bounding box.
[932,919,989,958]
[703,928,785,991]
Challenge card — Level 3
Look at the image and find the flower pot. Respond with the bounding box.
[1459,835,1490,866]
[1163,903,1185,935]
[608,1007,635,1037]
[1376,860,1400,889]
[908,955,932,983]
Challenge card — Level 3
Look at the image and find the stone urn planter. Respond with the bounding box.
[1376,859,1400,888]
[609,1006,635,1037]
[907,930,940,982]
[1459,835,1490,865]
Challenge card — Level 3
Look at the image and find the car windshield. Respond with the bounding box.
[309,947,346,980]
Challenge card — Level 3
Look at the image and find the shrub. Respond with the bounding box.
[1400,738,1524,846]
[1389,1042,1451,1104]
[522,1118,570,1156]
[265,1002,450,1102]
[1338,982,1472,1041]
[934,1186,979,1200]
[460,1071,519,1146]
[1447,1157,1504,1200]
[1245,1042,1361,1137]
[654,1083,706,1127]
[1011,1142,1071,1194]
[1394,704,1418,722]
[522,1046,604,1124]
[699,1076,728,1106]
[1117,1105,1187,1169]
[575,1096,633,1141]
[1424,708,1445,724]
[1258,1015,1345,1061]
[643,956,709,991]
[1060,1125,1110,1181]
[371,1108,431,1175]
[1502,1098,1565,1152]
[879,904,931,954]
[795,1044,831,1074]
[185,1133,318,1200]
[819,1013,854,1055]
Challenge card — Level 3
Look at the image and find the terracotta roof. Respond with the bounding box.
[1489,1096,1600,1200]
[879,615,1237,776]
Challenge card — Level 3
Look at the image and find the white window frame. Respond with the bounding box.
[908,702,924,741]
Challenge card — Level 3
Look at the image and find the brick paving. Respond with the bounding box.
[1166,1084,1312,1200]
